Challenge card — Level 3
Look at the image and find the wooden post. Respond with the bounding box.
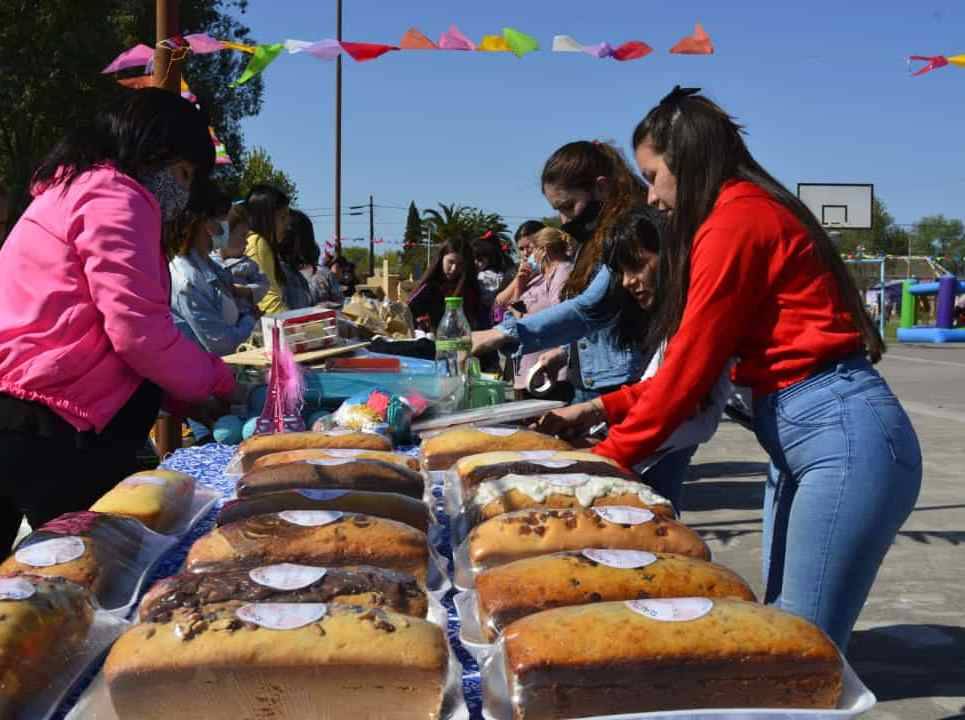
[334,0,343,255]
[368,194,375,278]
[152,0,184,458]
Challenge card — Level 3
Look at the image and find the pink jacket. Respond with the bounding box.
[0,165,235,432]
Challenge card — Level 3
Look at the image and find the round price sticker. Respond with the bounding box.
[518,451,557,460]
[547,474,590,488]
[581,549,658,569]
[296,489,349,501]
[626,598,714,622]
[15,537,86,567]
[592,506,654,526]
[249,564,327,591]
[0,577,35,600]
[121,475,169,487]
[278,510,343,527]
[306,458,355,467]
[478,428,517,437]
[236,603,327,630]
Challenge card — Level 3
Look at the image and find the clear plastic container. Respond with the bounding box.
[434,297,473,413]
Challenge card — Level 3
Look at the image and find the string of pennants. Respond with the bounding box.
[102,23,715,86]
[908,53,965,76]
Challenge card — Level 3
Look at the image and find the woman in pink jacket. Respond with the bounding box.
[0,89,236,551]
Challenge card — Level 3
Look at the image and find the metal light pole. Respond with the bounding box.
[334,0,343,255]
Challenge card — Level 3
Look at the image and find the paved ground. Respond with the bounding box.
[682,344,965,720]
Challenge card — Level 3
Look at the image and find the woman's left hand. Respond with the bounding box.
[532,399,605,441]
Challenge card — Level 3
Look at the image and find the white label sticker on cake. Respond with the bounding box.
[0,577,35,600]
[296,489,349,501]
[547,474,590,488]
[324,429,355,437]
[249,564,327,591]
[593,506,654,526]
[533,460,577,470]
[278,510,343,527]
[306,458,355,467]
[323,449,367,458]
[518,451,557,460]
[235,602,327,630]
[477,428,517,437]
[15,537,86,567]
[626,598,713,622]
[582,549,658,569]
[121,474,169,487]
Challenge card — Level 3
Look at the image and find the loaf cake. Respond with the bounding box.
[467,474,673,524]
[466,507,710,571]
[139,564,428,621]
[89,469,195,533]
[455,450,637,495]
[503,599,842,718]
[421,428,571,470]
[239,430,392,471]
[185,511,430,581]
[0,575,94,718]
[0,512,142,593]
[219,489,431,533]
[236,459,426,500]
[475,550,754,639]
[105,602,448,720]
[252,448,420,472]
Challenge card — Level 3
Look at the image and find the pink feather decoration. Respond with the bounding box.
[255,327,306,434]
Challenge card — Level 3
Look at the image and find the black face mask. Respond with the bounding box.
[560,200,602,246]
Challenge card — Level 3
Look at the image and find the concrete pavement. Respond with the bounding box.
[681,344,965,720]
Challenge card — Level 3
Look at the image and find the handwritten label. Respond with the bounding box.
[235,603,327,630]
[278,510,343,527]
[249,564,327,591]
[306,459,355,467]
[593,506,654,526]
[582,549,658,569]
[547,474,590,488]
[626,598,713,622]
[477,428,517,437]
[296,489,349,501]
[0,577,35,600]
[15,537,86,567]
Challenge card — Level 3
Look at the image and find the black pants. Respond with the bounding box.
[0,383,161,553]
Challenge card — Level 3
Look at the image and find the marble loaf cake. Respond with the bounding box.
[503,599,843,718]
[105,602,448,720]
[475,550,755,639]
[467,507,710,571]
[236,459,426,500]
[139,564,429,622]
[251,448,421,472]
[455,451,637,494]
[185,511,430,581]
[421,428,572,470]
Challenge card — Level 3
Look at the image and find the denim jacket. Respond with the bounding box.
[170,250,257,356]
[498,264,643,390]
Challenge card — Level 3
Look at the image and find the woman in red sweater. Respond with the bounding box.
[539,87,921,650]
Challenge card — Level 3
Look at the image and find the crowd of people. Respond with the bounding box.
[0,84,923,654]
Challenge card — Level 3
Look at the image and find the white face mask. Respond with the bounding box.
[211,220,230,250]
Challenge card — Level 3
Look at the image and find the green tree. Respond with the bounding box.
[540,216,562,229]
[421,203,470,243]
[836,198,895,256]
[400,201,424,277]
[236,146,298,203]
[909,215,965,273]
[0,0,262,233]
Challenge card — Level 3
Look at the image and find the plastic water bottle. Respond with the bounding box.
[435,296,472,412]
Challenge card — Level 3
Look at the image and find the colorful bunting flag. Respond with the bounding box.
[438,25,475,51]
[210,127,231,165]
[909,54,965,76]
[613,41,652,61]
[400,28,438,50]
[670,23,714,55]
[285,39,342,60]
[340,42,399,62]
[184,33,224,54]
[220,40,256,54]
[102,44,154,73]
[582,42,616,59]
[233,43,284,85]
[479,35,511,52]
[502,27,540,58]
[552,36,653,61]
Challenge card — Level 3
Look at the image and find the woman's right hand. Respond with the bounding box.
[472,328,509,356]
[516,263,534,286]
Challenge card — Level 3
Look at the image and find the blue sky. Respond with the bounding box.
[232,0,965,250]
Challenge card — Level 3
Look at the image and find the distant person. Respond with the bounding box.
[0,88,236,551]
[513,220,545,261]
[473,234,514,327]
[210,203,268,317]
[332,256,358,299]
[408,238,482,330]
[244,184,291,315]
[284,210,343,306]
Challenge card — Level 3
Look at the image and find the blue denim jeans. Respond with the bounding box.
[752,355,921,650]
[640,445,699,512]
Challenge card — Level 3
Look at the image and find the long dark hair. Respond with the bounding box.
[32,88,214,193]
[541,141,647,299]
[632,89,884,362]
[245,184,290,287]
[168,179,228,258]
[283,209,321,270]
[416,238,479,296]
[603,206,665,350]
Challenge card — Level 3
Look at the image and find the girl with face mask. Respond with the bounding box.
[539,88,921,650]
[243,184,291,315]
[210,203,269,317]
[0,89,238,552]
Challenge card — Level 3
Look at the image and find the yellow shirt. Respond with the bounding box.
[244,232,288,315]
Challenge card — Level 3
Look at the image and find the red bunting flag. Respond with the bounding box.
[612,41,653,61]
[340,42,399,62]
[670,23,714,55]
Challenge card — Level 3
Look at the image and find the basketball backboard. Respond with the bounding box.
[796,183,874,230]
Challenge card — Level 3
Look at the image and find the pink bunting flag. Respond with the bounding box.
[438,25,475,51]
[613,41,653,61]
[340,42,398,62]
[184,33,225,54]
[102,44,154,74]
[582,42,615,59]
[285,39,342,60]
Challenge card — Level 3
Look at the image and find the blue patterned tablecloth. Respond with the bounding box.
[55,443,483,719]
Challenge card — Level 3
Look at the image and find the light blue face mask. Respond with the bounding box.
[527,254,540,272]
[211,220,230,250]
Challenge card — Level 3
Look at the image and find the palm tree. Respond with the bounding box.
[421,203,472,243]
